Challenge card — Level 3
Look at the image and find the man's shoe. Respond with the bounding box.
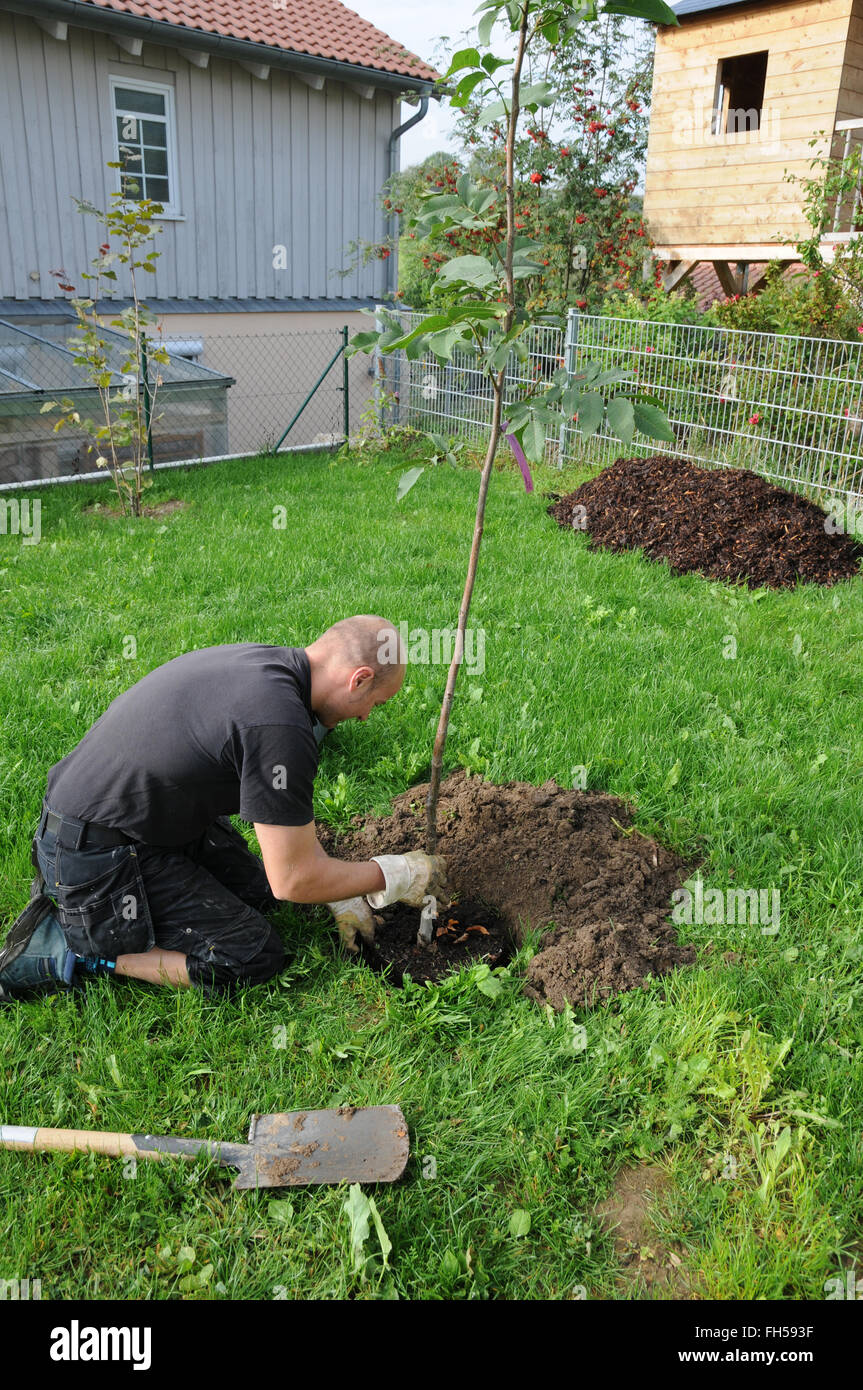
[0,893,76,999]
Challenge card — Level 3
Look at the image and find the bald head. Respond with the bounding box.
[308,615,404,686]
[305,615,405,729]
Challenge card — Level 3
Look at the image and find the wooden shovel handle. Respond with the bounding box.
[1,1124,148,1159]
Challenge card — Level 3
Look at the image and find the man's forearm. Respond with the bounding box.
[277,855,386,905]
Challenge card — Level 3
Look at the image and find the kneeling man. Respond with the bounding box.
[0,615,446,1000]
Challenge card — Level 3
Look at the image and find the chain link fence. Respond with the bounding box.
[0,319,375,486]
[376,307,863,505]
[180,328,374,458]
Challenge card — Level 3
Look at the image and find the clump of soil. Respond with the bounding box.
[548,454,863,589]
[317,770,695,1009]
[594,1164,692,1299]
[363,898,509,986]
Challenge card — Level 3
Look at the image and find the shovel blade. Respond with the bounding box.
[233,1104,409,1189]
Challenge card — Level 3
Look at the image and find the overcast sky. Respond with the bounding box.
[351,0,469,166]
[353,2,651,169]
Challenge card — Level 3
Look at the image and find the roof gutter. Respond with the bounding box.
[2,0,437,94]
[385,94,430,298]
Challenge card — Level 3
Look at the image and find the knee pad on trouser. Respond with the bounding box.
[186,925,287,996]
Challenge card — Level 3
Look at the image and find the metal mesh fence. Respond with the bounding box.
[0,320,375,486]
[377,308,863,504]
[184,329,374,459]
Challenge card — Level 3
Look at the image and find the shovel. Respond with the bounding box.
[0,1105,409,1189]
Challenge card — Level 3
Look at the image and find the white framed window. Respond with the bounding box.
[711,52,768,136]
[110,77,180,216]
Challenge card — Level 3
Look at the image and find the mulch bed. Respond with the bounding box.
[317,771,696,1009]
[547,454,863,589]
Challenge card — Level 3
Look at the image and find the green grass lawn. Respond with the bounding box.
[1,448,861,1301]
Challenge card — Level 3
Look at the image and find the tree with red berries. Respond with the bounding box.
[454,11,654,314]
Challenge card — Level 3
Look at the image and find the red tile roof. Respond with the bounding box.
[75,0,439,82]
[689,260,805,311]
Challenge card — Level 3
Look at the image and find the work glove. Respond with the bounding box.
[328,896,379,954]
[366,852,449,909]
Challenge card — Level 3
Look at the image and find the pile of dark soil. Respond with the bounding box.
[317,770,695,1010]
[548,454,862,589]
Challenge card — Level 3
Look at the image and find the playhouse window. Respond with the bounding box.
[713,51,768,134]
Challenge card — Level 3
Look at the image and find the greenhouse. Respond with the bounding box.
[0,318,233,485]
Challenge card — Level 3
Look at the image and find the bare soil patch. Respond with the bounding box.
[318,770,695,1006]
[595,1164,692,1299]
[83,498,188,519]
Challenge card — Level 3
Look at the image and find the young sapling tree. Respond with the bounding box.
[349,1,678,856]
[44,165,170,517]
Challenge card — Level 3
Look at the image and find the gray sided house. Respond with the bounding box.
[0,0,438,481]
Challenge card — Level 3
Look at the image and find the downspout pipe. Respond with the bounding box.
[386,94,430,299]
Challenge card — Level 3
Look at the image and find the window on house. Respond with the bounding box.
[111,80,178,213]
[712,51,768,134]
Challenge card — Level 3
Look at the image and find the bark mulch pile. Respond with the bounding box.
[317,770,695,1010]
[547,454,862,589]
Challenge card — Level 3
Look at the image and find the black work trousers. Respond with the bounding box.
[33,807,286,995]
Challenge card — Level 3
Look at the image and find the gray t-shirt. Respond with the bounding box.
[45,644,319,845]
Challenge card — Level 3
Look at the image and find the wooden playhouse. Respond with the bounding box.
[643,0,863,295]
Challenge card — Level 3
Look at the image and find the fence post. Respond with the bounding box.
[342,325,350,441]
[141,336,155,473]
[374,304,385,431]
[393,333,402,429]
[559,306,580,469]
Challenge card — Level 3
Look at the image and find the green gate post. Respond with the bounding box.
[141,337,155,473]
[342,325,350,441]
[272,337,347,452]
[559,306,581,469]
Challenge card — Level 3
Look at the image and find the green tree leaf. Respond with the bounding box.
[602,0,679,24]
[347,330,381,356]
[522,414,546,464]
[509,1209,531,1238]
[476,99,509,128]
[397,466,425,501]
[477,9,498,46]
[518,81,555,108]
[632,402,675,443]
[436,254,498,290]
[446,47,481,76]
[606,395,636,446]
[571,390,604,438]
[481,54,512,74]
[452,71,488,108]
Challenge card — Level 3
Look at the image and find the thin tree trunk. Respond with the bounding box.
[425,381,505,852]
[425,1,531,854]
